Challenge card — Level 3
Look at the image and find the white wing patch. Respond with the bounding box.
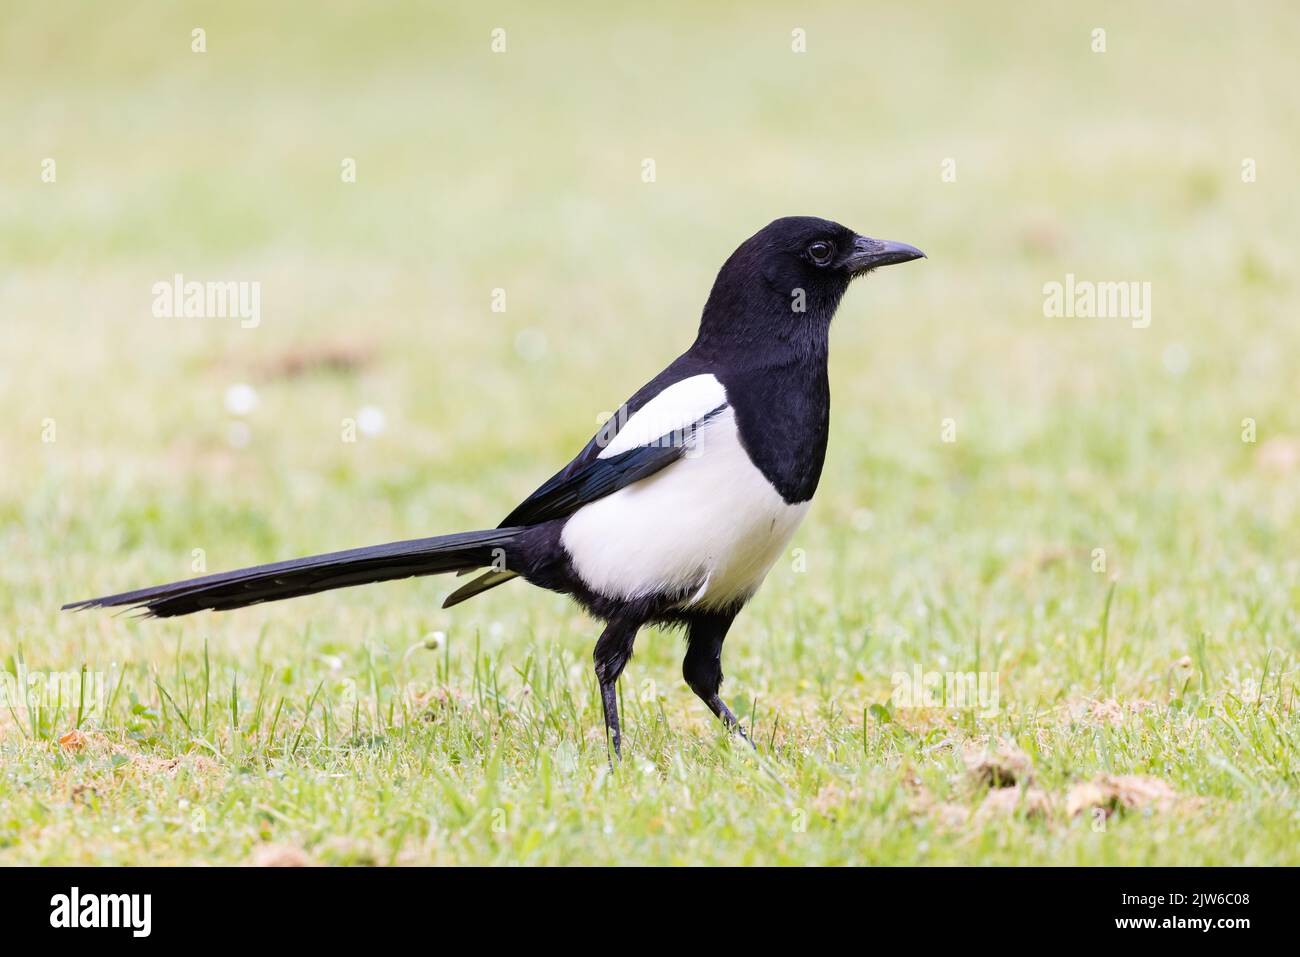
[597,374,727,459]
[563,400,810,611]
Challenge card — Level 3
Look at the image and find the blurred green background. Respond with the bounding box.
[1,1,1298,865]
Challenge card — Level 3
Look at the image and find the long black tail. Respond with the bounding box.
[63,528,523,619]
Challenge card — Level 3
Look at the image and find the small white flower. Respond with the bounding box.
[224,383,259,416]
[356,405,386,436]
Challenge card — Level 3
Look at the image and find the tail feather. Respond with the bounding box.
[441,569,520,609]
[63,528,522,619]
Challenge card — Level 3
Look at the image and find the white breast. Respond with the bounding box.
[561,376,809,610]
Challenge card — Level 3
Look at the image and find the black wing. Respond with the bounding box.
[497,405,724,528]
[445,391,723,610]
[495,349,718,528]
[445,352,720,608]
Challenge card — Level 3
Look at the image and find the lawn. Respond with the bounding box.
[2,0,1298,865]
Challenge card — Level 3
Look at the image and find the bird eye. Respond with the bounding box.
[807,241,834,265]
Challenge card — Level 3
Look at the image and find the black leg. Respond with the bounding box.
[593,618,640,761]
[683,610,753,748]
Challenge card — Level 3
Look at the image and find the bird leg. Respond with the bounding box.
[683,611,754,748]
[593,618,640,761]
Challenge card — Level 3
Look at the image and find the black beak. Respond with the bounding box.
[846,236,926,273]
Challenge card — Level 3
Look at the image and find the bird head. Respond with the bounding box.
[696,216,925,357]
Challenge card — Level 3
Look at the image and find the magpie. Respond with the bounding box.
[65,216,924,757]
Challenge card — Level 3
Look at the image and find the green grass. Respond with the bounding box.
[2,0,1299,865]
